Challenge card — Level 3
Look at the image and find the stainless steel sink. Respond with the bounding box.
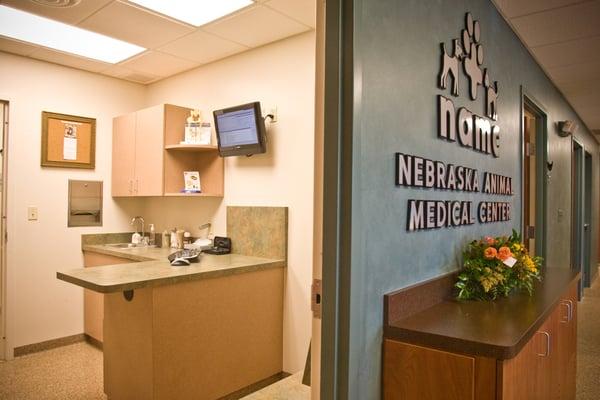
[106,243,140,249]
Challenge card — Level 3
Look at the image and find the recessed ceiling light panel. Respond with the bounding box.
[128,0,254,27]
[0,5,146,63]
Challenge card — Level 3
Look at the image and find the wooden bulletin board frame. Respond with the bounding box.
[41,111,96,169]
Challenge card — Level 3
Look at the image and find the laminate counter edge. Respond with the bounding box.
[57,244,285,294]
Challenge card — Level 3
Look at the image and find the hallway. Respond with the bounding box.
[577,270,600,400]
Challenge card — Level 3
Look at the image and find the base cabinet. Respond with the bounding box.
[83,252,133,343]
[383,279,578,400]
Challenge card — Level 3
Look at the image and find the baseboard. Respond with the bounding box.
[13,333,85,357]
[218,372,291,400]
[84,334,103,350]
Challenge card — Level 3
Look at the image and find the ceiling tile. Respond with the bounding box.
[264,0,316,28]
[493,0,588,18]
[28,47,111,72]
[558,77,600,97]
[573,105,600,129]
[158,30,248,64]
[511,1,600,47]
[547,60,600,84]
[0,0,113,24]
[532,35,600,68]
[0,36,39,56]
[78,1,194,48]
[119,50,198,77]
[101,64,158,83]
[203,5,309,48]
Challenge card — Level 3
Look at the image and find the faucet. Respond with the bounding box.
[131,216,145,244]
[199,222,211,238]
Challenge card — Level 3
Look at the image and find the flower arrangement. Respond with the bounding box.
[455,230,542,300]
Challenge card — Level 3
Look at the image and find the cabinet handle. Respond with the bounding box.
[560,301,570,323]
[536,331,551,357]
[566,299,574,322]
[129,180,133,194]
[135,179,139,194]
[560,299,574,323]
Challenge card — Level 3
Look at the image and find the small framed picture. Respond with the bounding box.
[183,171,201,193]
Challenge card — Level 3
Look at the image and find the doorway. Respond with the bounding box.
[522,96,547,259]
[571,139,592,296]
[0,100,8,360]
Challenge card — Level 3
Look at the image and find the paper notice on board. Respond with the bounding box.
[63,123,78,160]
[63,137,77,160]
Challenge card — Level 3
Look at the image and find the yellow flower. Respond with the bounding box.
[511,243,522,252]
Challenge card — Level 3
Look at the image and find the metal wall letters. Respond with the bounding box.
[395,12,514,232]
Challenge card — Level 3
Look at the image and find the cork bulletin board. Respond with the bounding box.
[41,111,96,169]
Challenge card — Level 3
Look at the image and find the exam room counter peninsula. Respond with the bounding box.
[56,206,288,400]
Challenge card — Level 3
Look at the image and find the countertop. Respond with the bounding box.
[385,267,580,359]
[56,244,285,294]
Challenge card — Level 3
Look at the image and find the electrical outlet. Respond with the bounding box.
[268,106,278,123]
[27,206,38,221]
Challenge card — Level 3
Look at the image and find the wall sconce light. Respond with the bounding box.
[557,120,577,137]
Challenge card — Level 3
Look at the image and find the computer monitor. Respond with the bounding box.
[213,102,267,157]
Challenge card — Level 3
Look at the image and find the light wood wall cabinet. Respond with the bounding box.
[383,278,579,400]
[112,104,223,197]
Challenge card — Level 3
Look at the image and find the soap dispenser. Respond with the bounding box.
[170,228,178,249]
[132,231,141,245]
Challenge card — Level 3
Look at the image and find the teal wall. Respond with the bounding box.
[346,0,599,398]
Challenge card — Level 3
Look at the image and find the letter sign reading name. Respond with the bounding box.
[394,12,513,232]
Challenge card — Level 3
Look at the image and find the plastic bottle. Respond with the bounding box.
[148,224,155,246]
[170,228,178,249]
[162,230,170,248]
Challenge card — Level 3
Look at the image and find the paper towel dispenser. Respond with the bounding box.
[68,180,102,227]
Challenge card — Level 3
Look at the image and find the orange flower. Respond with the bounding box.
[497,246,512,261]
[484,236,496,245]
[484,247,497,259]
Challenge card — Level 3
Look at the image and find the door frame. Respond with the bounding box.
[572,137,584,295]
[583,150,592,287]
[321,0,354,398]
[0,100,9,360]
[520,89,548,260]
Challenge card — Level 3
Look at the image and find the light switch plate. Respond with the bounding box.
[27,206,38,221]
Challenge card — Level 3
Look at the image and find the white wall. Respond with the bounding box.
[0,53,146,356]
[144,32,316,373]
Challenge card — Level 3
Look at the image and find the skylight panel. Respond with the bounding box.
[0,5,146,64]
[128,0,254,27]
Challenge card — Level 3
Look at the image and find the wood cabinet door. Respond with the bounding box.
[383,340,476,400]
[112,113,136,196]
[134,105,164,196]
[554,280,578,400]
[501,316,555,400]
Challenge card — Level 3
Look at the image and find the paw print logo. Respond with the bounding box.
[461,13,484,100]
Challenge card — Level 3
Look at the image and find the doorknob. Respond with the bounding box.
[584,224,589,230]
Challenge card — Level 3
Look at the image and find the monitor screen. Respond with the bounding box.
[213,102,266,157]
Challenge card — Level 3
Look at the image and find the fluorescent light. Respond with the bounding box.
[128,0,254,27]
[0,5,145,64]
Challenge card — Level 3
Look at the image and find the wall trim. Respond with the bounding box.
[13,333,85,357]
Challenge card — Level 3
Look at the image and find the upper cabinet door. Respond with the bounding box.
[112,113,136,197]
[134,105,164,196]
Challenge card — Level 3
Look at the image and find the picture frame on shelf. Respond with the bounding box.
[183,171,201,193]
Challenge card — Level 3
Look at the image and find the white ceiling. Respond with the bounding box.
[492,0,600,133]
[0,0,315,84]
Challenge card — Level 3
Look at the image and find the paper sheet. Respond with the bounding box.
[63,137,77,160]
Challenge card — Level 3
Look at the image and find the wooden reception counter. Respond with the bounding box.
[57,206,289,400]
[383,268,580,400]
